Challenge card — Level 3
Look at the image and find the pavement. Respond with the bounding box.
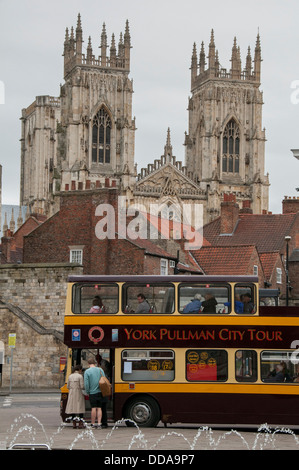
[1,389,299,452]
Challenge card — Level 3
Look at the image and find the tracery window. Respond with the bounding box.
[92,107,111,164]
[222,119,240,173]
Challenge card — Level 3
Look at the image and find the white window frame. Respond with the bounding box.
[253,265,258,276]
[69,248,83,265]
[276,267,282,284]
[160,258,168,275]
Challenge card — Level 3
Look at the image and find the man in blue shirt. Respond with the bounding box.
[84,357,105,428]
[183,294,202,313]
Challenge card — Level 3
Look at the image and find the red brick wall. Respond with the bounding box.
[23,189,161,275]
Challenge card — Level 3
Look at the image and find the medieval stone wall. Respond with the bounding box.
[0,263,83,389]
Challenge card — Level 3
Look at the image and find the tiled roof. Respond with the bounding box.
[259,252,280,279]
[192,245,259,275]
[203,213,298,253]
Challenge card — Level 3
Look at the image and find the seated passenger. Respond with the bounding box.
[89,296,105,313]
[241,293,254,313]
[183,294,202,313]
[224,295,244,313]
[135,293,151,314]
[266,362,291,383]
[201,293,217,313]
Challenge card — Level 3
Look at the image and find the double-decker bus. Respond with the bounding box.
[60,275,299,427]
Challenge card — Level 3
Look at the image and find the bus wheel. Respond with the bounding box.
[124,396,160,428]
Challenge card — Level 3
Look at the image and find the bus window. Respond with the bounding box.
[179,284,231,314]
[121,350,175,381]
[235,350,257,382]
[186,350,228,382]
[72,283,119,314]
[122,283,175,314]
[234,284,257,314]
[261,351,297,383]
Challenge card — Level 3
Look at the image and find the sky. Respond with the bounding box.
[0,0,298,215]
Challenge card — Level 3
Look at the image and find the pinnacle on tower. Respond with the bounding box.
[191,43,198,84]
[254,30,262,82]
[199,41,206,74]
[164,128,173,158]
[100,23,108,66]
[208,29,216,73]
[110,33,116,67]
[75,13,83,56]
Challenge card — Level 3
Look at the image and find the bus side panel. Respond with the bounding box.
[115,392,299,426]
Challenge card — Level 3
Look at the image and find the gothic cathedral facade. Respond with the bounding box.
[19,15,269,224]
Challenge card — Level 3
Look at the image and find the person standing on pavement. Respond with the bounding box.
[65,364,86,429]
[84,357,105,428]
[98,354,111,429]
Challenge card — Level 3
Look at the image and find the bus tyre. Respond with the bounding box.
[124,396,160,428]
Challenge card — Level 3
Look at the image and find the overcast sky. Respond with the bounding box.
[0,0,298,214]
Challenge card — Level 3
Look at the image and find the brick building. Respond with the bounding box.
[22,188,202,275]
[192,194,299,304]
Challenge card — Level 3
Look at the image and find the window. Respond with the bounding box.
[253,265,258,276]
[261,351,298,383]
[160,259,168,275]
[179,283,230,314]
[92,107,111,164]
[234,284,256,314]
[121,349,175,381]
[186,350,228,382]
[235,350,257,382]
[72,283,119,314]
[123,283,174,314]
[222,119,240,173]
[276,268,282,284]
[70,249,83,265]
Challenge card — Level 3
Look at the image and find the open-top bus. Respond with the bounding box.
[60,275,299,427]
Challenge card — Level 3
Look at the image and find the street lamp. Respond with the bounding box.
[285,235,291,306]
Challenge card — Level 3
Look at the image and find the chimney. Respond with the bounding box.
[282,196,299,214]
[239,199,253,214]
[220,194,239,234]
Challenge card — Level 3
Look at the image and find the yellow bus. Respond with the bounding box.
[60,275,299,427]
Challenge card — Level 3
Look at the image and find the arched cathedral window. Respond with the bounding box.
[222,119,240,173]
[92,107,111,164]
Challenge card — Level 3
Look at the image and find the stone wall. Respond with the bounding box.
[0,263,83,389]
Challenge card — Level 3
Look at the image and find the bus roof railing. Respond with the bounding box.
[67,274,259,283]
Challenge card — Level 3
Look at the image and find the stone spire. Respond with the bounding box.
[208,29,216,75]
[231,37,241,79]
[164,128,173,158]
[199,42,206,74]
[254,31,262,82]
[191,42,198,84]
[100,22,108,67]
[9,208,15,233]
[75,13,83,56]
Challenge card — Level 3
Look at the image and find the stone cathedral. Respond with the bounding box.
[19,14,269,225]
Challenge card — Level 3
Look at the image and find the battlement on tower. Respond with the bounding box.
[191,30,262,90]
[63,13,131,78]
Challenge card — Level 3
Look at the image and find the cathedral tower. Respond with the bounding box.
[20,14,136,215]
[58,14,136,194]
[185,31,269,220]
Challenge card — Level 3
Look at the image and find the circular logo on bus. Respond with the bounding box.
[88,326,104,344]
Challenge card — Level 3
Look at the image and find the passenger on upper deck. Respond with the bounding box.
[201,293,217,313]
[89,297,105,313]
[183,294,202,313]
[135,293,151,314]
[241,293,254,313]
